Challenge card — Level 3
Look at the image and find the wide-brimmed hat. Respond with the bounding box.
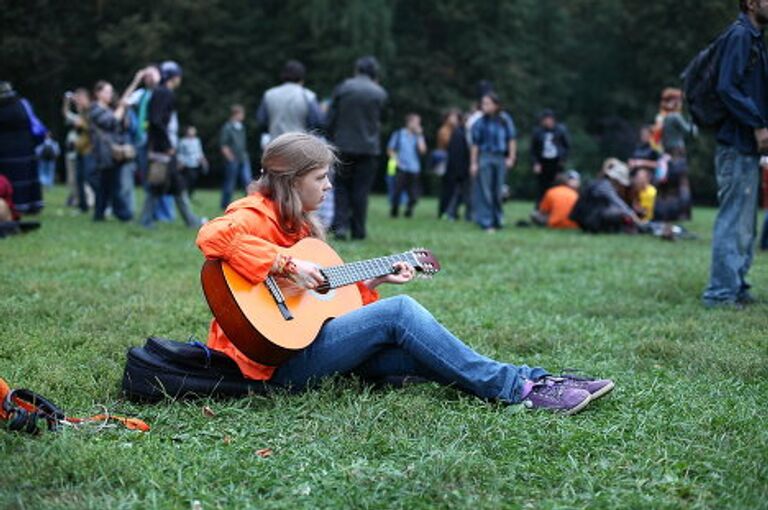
[0,81,16,100]
[602,158,630,186]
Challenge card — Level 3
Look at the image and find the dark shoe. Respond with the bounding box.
[390,208,399,218]
[737,292,757,305]
[522,379,591,415]
[333,230,349,241]
[548,374,614,400]
[404,208,413,218]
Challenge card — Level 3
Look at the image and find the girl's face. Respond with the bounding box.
[97,84,114,104]
[295,166,332,212]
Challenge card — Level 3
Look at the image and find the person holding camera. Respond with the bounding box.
[62,88,96,212]
[89,70,144,222]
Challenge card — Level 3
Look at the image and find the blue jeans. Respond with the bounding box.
[703,145,761,304]
[221,160,252,209]
[386,174,408,207]
[473,153,506,229]
[137,144,175,222]
[94,163,133,221]
[271,296,547,403]
[37,160,56,187]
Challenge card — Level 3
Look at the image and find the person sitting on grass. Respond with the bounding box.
[631,167,657,221]
[196,132,614,415]
[530,170,580,229]
[569,158,644,233]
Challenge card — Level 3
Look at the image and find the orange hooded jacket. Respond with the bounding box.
[196,193,379,380]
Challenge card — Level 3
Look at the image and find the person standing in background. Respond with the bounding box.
[703,0,768,307]
[659,90,696,220]
[63,88,96,212]
[387,113,427,218]
[139,61,203,229]
[63,129,78,206]
[530,109,570,205]
[35,132,60,188]
[436,109,461,218]
[441,112,472,221]
[128,65,175,223]
[219,104,252,210]
[89,73,143,222]
[256,60,323,139]
[470,93,517,233]
[327,56,388,240]
[0,81,46,215]
[177,125,207,198]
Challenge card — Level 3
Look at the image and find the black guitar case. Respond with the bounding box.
[121,337,270,402]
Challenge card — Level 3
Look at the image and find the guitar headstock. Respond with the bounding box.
[407,247,441,278]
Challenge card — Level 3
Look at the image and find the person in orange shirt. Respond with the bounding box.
[531,170,580,229]
[196,133,613,414]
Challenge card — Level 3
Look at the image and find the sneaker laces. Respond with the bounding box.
[532,379,565,398]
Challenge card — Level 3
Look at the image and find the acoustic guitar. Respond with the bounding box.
[201,238,440,366]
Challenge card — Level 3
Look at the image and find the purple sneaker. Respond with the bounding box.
[548,374,615,400]
[522,379,591,415]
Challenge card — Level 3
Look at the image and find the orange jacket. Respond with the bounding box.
[196,193,379,380]
[539,185,579,229]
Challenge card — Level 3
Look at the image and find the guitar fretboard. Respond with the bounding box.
[321,253,417,289]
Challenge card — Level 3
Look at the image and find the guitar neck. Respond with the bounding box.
[321,252,416,289]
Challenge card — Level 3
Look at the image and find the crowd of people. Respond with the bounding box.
[0,59,717,241]
[1,0,767,310]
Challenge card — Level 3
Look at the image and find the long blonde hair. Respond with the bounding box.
[256,132,337,239]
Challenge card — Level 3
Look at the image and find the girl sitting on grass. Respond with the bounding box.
[196,132,613,414]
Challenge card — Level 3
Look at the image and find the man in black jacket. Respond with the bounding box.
[327,56,388,240]
[530,109,570,205]
[139,61,203,229]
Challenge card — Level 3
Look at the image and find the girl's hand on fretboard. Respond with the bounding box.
[365,262,415,290]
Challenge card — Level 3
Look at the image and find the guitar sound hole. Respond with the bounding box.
[316,283,331,295]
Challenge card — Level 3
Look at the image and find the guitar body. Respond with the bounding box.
[201,238,363,366]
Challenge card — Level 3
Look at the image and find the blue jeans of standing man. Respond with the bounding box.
[474,153,506,230]
[703,145,761,305]
[271,296,548,403]
[221,159,253,210]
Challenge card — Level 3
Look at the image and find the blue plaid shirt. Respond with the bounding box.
[471,112,517,155]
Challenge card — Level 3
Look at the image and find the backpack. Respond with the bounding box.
[681,21,758,128]
[121,336,270,402]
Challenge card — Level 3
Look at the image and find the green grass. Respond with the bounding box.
[1,186,767,510]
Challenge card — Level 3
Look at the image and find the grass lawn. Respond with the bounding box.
[1,186,767,510]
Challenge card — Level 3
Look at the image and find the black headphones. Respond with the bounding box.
[2,389,65,434]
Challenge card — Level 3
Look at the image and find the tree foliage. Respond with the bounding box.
[1,0,741,201]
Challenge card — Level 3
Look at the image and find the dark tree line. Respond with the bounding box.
[1,0,742,201]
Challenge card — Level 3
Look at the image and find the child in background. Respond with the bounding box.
[632,168,657,221]
[177,125,208,198]
[387,113,427,218]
